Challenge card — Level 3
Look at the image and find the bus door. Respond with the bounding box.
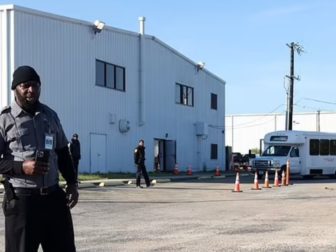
[289,146,301,173]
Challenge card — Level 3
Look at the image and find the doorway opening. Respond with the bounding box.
[154,139,176,172]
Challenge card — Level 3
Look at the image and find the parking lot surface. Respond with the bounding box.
[0,175,336,251]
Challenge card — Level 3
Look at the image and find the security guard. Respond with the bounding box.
[69,133,81,179]
[134,139,150,188]
[0,65,78,252]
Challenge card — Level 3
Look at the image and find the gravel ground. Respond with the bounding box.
[0,176,336,251]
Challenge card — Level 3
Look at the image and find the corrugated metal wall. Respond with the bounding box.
[2,5,226,172]
[143,38,225,170]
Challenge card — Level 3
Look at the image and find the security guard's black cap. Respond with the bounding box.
[12,65,41,90]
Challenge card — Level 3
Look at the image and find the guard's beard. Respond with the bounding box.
[15,92,39,114]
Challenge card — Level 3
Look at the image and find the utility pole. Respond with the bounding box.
[285,42,304,130]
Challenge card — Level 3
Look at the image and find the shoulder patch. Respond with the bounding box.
[134,149,138,153]
[0,105,11,115]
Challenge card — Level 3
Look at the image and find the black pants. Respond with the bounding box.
[2,188,76,252]
[136,164,150,187]
[73,159,79,178]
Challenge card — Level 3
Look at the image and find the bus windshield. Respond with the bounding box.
[262,145,291,157]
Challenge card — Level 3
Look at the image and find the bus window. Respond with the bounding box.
[310,139,319,155]
[330,140,336,155]
[320,139,329,155]
[262,146,291,156]
[290,147,299,157]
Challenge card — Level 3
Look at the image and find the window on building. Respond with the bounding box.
[211,93,217,110]
[96,60,105,87]
[320,139,330,155]
[95,59,125,91]
[175,83,194,107]
[115,66,125,91]
[309,139,319,155]
[211,144,218,159]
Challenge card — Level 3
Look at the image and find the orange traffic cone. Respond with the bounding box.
[173,164,180,175]
[281,170,286,186]
[263,170,272,188]
[214,166,221,176]
[286,160,291,186]
[274,169,280,187]
[187,165,193,175]
[232,172,242,192]
[251,172,261,190]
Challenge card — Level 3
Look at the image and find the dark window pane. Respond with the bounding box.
[96,60,105,86]
[330,140,336,155]
[320,139,329,155]
[115,66,125,91]
[211,93,217,110]
[175,84,181,103]
[290,147,299,157]
[187,87,193,106]
[310,139,319,155]
[182,86,188,105]
[211,144,218,159]
[106,64,115,88]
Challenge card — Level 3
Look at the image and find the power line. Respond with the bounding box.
[226,104,285,128]
[304,97,336,105]
[294,103,336,113]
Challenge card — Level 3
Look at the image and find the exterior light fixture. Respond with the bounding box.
[196,62,205,72]
[93,20,105,34]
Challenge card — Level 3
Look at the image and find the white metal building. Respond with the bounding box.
[0,5,226,173]
[226,111,336,155]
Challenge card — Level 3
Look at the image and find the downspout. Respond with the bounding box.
[9,8,15,104]
[1,8,9,107]
[138,16,145,126]
[1,7,15,107]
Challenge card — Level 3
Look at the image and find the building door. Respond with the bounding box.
[165,140,176,171]
[154,139,176,172]
[90,133,107,173]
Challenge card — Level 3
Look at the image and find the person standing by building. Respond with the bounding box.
[134,139,151,188]
[70,133,81,179]
[0,65,78,252]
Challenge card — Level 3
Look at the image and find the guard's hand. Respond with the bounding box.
[22,160,49,176]
[66,183,79,209]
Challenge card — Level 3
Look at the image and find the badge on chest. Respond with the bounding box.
[45,134,54,150]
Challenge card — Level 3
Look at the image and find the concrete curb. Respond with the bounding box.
[0,172,243,193]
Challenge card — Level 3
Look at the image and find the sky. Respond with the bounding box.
[1,0,336,115]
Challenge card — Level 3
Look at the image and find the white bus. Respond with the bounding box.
[252,130,336,178]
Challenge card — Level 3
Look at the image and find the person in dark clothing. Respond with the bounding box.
[134,139,151,188]
[70,133,81,179]
[0,65,78,252]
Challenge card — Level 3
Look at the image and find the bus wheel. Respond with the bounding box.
[332,172,336,179]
